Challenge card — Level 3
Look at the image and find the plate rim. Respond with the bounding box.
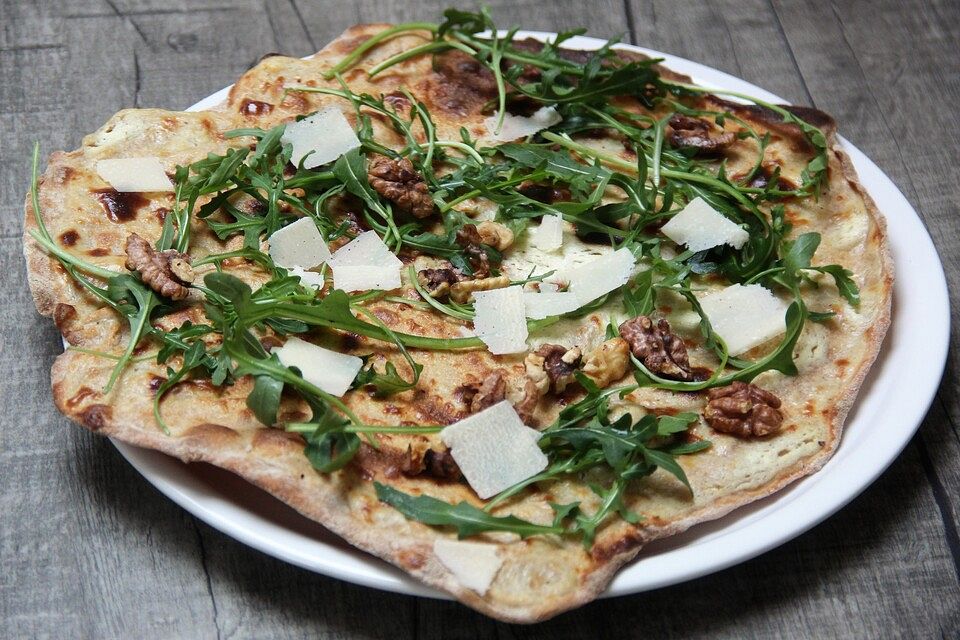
[108,31,950,600]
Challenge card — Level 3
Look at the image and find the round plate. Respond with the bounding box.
[110,32,949,600]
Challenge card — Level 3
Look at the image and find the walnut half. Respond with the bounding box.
[619,316,692,381]
[581,338,630,388]
[704,381,784,438]
[124,233,194,300]
[367,155,434,218]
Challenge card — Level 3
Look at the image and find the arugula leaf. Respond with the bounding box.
[374,483,562,539]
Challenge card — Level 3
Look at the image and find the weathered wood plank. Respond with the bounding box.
[0,238,220,639]
[770,0,960,585]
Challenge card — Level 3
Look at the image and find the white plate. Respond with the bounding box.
[110,32,949,600]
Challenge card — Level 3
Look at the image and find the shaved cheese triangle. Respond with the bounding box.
[698,284,789,356]
[273,337,362,397]
[472,286,528,354]
[482,106,561,143]
[433,539,503,595]
[268,217,331,269]
[523,290,581,320]
[281,107,360,169]
[564,247,635,305]
[661,196,749,252]
[440,401,548,499]
[530,213,564,252]
[327,231,402,291]
[95,157,174,192]
[288,266,324,290]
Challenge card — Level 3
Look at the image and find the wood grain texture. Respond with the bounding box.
[1,0,957,637]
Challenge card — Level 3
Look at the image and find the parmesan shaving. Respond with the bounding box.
[482,106,562,143]
[272,337,363,397]
[530,213,564,252]
[440,401,548,499]
[523,290,581,320]
[95,157,174,192]
[660,196,750,252]
[698,284,789,355]
[281,107,361,169]
[326,231,402,292]
[472,286,528,354]
[288,266,324,290]
[433,539,503,595]
[267,217,331,269]
[564,247,635,305]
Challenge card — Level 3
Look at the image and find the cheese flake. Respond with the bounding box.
[564,247,635,305]
[530,213,564,252]
[95,157,174,192]
[267,217,331,269]
[281,108,360,169]
[472,285,528,354]
[288,266,324,290]
[440,401,548,499]
[327,231,402,291]
[661,196,749,252]
[482,106,562,143]
[698,284,789,356]
[523,290,581,320]
[273,337,362,397]
[433,539,503,595]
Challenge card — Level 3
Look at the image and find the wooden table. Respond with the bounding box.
[3,1,958,637]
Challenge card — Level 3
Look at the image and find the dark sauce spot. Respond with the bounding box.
[239,99,274,116]
[60,230,79,246]
[93,189,148,223]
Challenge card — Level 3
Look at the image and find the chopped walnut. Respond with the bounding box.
[124,233,194,301]
[513,377,542,426]
[704,381,784,438]
[417,268,459,298]
[531,344,582,393]
[455,224,493,277]
[619,316,692,381]
[367,155,434,218]
[402,445,462,480]
[524,353,550,394]
[470,371,507,413]
[449,275,510,304]
[582,338,630,388]
[476,221,514,251]
[667,114,736,154]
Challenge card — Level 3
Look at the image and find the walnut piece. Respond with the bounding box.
[704,381,784,438]
[367,155,434,218]
[124,233,194,301]
[582,338,630,388]
[667,114,736,154]
[417,268,459,298]
[513,377,542,426]
[619,315,692,381]
[449,275,510,304]
[402,445,462,481]
[476,221,514,251]
[470,371,507,413]
[455,224,492,277]
[531,344,582,393]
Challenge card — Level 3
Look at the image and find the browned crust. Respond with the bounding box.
[23,24,894,623]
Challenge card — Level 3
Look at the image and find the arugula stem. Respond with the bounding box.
[323,22,439,79]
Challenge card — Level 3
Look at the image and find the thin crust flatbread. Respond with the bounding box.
[23,24,892,622]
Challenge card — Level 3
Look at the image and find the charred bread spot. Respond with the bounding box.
[87,248,109,257]
[93,189,149,223]
[58,230,79,246]
[80,404,112,431]
[66,386,97,409]
[239,98,274,117]
[53,303,77,333]
[591,527,643,562]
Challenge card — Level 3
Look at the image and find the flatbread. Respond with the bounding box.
[23,24,892,622]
